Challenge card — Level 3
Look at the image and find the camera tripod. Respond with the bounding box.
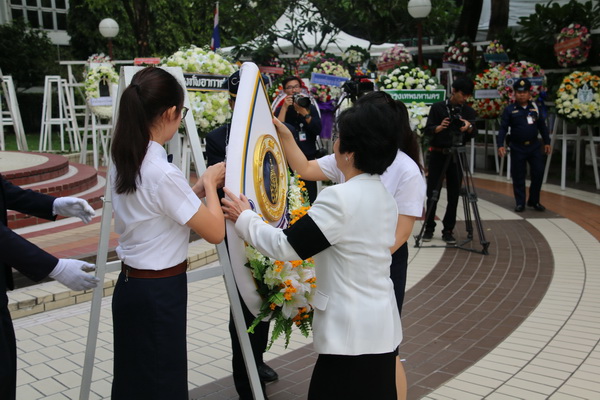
[415,144,490,255]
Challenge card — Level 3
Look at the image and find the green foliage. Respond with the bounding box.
[0,19,58,89]
[515,0,600,68]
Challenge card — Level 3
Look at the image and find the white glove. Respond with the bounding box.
[49,259,100,291]
[53,197,95,224]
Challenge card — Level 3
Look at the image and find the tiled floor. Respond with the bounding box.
[10,173,600,400]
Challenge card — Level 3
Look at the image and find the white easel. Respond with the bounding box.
[38,75,80,152]
[79,66,264,400]
[543,116,600,190]
[0,69,28,151]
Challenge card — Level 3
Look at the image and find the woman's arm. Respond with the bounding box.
[187,163,226,244]
[391,214,416,253]
[273,118,328,181]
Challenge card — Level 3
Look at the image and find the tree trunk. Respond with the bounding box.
[455,0,484,41]
[487,0,509,40]
[121,0,150,57]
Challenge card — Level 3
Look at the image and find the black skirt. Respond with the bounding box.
[111,271,188,399]
[308,351,397,399]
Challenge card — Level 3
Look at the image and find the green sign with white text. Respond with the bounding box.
[383,89,446,104]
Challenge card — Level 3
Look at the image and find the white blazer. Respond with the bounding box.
[235,173,402,356]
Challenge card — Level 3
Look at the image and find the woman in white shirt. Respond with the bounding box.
[273,91,426,399]
[109,67,225,399]
[222,103,402,399]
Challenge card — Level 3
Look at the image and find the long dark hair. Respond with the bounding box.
[111,67,184,194]
[355,91,423,172]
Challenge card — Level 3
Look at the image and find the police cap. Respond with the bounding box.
[225,70,240,98]
[513,78,531,92]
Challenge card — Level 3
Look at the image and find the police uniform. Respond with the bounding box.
[497,78,550,211]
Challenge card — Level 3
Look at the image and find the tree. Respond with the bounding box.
[454,0,483,42]
[487,0,509,40]
[0,20,58,89]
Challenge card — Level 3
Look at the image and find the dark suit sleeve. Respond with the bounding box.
[1,224,58,282]
[1,177,58,284]
[497,106,511,147]
[424,102,445,137]
[463,105,478,140]
[305,105,322,139]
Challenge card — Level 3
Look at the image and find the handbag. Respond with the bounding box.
[315,135,328,158]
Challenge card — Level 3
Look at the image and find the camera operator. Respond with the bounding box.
[275,76,322,203]
[422,76,478,244]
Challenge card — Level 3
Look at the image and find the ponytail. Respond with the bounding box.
[111,67,184,194]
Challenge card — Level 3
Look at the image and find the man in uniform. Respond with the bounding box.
[497,78,551,212]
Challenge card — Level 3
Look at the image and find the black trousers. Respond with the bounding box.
[308,351,397,399]
[390,243,409,317]
[0,293,17,400]
[111,272,188,400]
[510,142,544,207]
[425,150,463,234]
[229,298,269,400]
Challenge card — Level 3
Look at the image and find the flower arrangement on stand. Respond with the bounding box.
[484,40,510,67]
[443,40,471,66]
[246,172,316,349]
[555,71,600,124]
[555,23,592,67]
[376,44,413,72]
[308,59,351,103]
[162,45,237,135]
[378,66,438,91]
[83,53,113,78]
[497,61,546,102]
[84,65,119,119]
[469,67,505,119]
[378,66,440,137]
[295,50,326,76]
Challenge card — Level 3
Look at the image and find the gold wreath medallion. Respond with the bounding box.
[253,134,287,222]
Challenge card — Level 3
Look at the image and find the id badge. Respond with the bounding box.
[527,116,534,124]
[299,132,307,141]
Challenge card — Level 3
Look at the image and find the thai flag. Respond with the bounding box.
[210,3,220,50]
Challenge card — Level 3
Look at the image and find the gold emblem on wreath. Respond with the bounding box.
[253,135,287,222]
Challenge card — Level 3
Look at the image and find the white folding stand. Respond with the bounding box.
[543,116,600,190]
[38,75,80,152]
[0,70,28,151]
[79,66,264,400]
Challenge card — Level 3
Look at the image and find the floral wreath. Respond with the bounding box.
[378,66,438,91]
[309,59,351,103]
[407,102,431,137]
[83,53,113,79]
[469,67,504,119]
[484,40,510,67]
[377,44,413,71]
[246,171,316,349]
[295,50,326,76]
[555,23,592,67]
[342,45,370,66]
[443,40,471,66]
[555,71,600,125]
[497,61,546,102]
[162,45,237,136]
[84,65,119,119]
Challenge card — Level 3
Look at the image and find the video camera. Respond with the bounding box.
[292,93,311,109]
[448,105,466,146]
[341,74,376,102]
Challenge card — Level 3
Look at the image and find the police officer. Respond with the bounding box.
[497,78,551,212]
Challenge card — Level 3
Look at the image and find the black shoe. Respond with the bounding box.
[514,205,525,212]
[258,363,278,382]
[528,202,545,211]
[422,232,433,242]
[442,232,456,244]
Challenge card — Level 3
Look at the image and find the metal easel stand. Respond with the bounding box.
[0,71,28,151]
[79,66,264,400]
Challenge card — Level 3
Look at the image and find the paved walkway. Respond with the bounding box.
[10,173,600,399]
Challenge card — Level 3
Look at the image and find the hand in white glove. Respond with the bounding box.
[49,259,100,291]
[53,197,95,224]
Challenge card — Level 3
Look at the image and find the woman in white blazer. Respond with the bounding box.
[222,103,402,399]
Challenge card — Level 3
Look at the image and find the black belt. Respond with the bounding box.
[121,260,188,280]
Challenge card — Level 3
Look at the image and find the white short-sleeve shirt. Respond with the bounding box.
[111,141,202,270]
[317,150,426,217]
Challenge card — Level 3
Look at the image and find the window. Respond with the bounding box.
[9,0,69,31]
